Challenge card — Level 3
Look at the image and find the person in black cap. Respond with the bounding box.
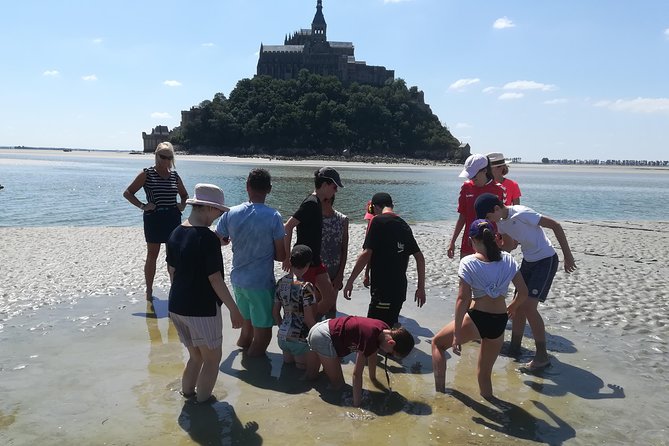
[283,167,344,318]
[343,192,426,328]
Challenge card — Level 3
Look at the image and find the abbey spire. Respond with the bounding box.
[311,0,327,42]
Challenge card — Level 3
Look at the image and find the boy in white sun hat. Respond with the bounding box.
[167,183,243,403]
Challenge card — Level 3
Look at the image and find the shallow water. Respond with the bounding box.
[1,286,667,445]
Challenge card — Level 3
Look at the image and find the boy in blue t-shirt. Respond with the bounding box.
[273,245,319,380]
[215,168,286,357]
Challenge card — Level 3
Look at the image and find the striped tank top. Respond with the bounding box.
[143,167,180,209]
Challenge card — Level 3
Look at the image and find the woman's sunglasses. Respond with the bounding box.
[158,154,173,161]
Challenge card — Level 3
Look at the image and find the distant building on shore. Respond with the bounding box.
[142,125,170,153]
[256,0,394,87]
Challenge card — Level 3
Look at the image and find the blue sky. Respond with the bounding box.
[1,0,667,161]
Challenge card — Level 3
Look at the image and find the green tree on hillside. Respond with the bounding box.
[171,70,465,161]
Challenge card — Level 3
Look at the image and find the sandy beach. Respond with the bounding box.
[1,221,668,445]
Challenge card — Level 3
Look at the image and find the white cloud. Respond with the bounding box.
[42,70,59,77]
[544,98,568,105]
[151,112,172,119]
[664,28,669,38]
[455,122,472,129]
[482,86,496,94]
[82,74,97,81]
[449,78,480,91]
[498,92,524,100]
[595,97,669,114]
[503,80,556,91]
[163,80,182,87]
[201,42,215,47]
[383,0,412,3]
[92,38,103,44]
[493,17,515,29]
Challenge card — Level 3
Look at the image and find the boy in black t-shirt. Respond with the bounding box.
[344,192,426,327]
[283,167,344,318]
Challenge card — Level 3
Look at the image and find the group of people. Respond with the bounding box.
[123,144,576,406]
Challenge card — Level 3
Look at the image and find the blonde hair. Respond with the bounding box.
[155,142,175,168]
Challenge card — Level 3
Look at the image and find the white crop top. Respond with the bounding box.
[458,251,519,299]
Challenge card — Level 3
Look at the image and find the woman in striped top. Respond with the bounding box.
[123,142,189,300]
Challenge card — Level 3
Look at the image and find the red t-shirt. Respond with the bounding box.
[501,178,521,205]
[456,180,506,255]
[328,316,389,358]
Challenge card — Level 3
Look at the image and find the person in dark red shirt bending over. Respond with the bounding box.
[307,316,415,407]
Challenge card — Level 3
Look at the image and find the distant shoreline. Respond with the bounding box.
[1,146,668,172]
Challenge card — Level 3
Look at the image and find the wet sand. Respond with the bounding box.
[1,221,668,445]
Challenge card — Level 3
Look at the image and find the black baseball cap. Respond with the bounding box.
[371,192,393,208]
[317,167,344,188]
[474,193,503,219]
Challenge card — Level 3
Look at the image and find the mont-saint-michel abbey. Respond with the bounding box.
[257,0,394,86]
[143,0,395,151]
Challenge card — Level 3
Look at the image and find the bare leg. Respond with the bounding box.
[314,273,336,317]
[194,345,223,403]
[144,243,161,300]
[478,335,504,398]
[236,319,253,350]
[318,354,345,389]
[303,351,321,380]
[523,299,550,366]
[182,346,203,397]
[247,327,272,357]
[431,322,455,393]
[431,317,480,392]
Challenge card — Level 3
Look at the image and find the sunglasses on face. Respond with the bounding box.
[158,154,173,161]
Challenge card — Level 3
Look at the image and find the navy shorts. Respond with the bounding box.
[143,206,181,243]
[467,309,508,339]
[520,253,559,302]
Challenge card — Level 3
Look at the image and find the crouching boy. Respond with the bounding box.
[307,315,415,407]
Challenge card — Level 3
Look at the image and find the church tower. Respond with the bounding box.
[311,0,327,42]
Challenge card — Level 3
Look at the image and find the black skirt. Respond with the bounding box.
[143,206,182,243]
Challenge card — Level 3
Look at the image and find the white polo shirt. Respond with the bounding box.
[497,206,556,262]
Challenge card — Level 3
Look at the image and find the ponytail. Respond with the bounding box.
[481,228,502,262]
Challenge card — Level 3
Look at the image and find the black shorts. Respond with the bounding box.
[367,286,406,327]
[467,309,508,339]
[143,206,181,244]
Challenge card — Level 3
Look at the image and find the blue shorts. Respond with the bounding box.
[278,337,310,356]
[520,253,559,302]
[232,286,274,328]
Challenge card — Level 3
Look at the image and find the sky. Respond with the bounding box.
[1,0,668,162]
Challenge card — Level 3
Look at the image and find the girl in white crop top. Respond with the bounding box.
[432,219,528,398]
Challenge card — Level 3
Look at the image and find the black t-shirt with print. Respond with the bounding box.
[363,213,420,294]
[293,193,322,266]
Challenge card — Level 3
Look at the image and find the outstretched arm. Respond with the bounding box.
[507,272,528,319]
[343,249,373,300]
[282,217,300,271]
[448,214,466,259]
[352,351,367,407]
[413,251,426,307]
[539,216,576,273]
[453,279,472,355]
[208,272,243,328]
